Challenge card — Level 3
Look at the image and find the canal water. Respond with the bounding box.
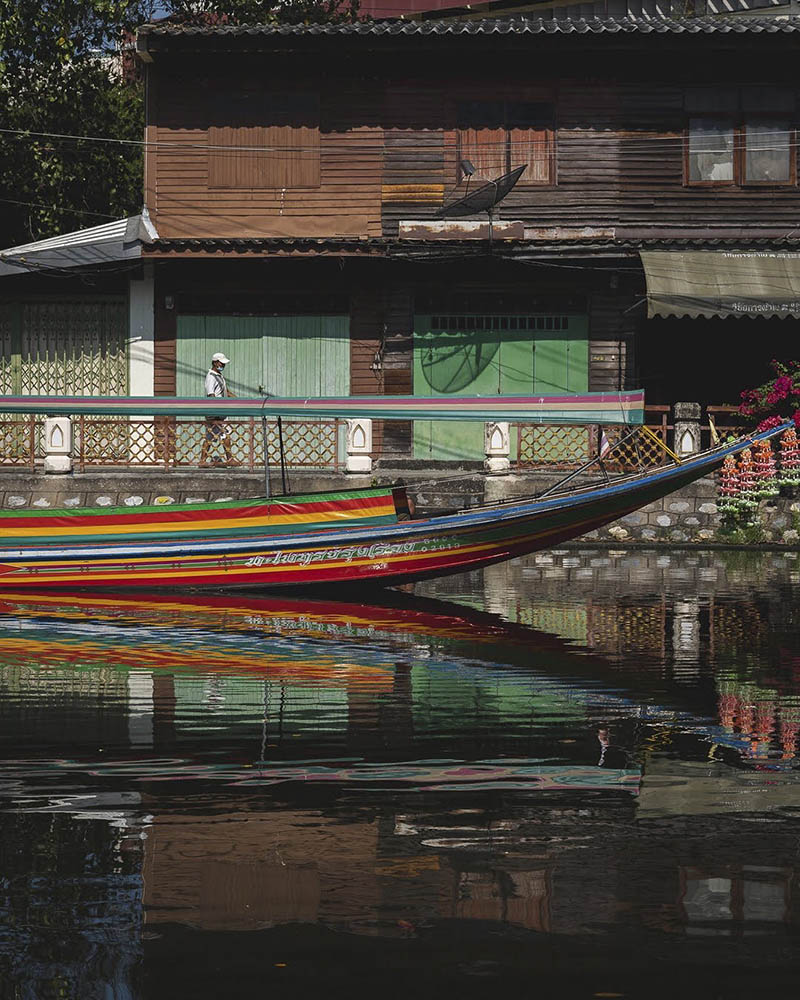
[1,549,799,999]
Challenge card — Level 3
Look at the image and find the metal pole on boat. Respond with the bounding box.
[277,416,289,495]
[262,415,271,499]
[259,388,272,499]
[536,426,642,500]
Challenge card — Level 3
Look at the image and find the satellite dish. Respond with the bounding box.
[439,164,527,219]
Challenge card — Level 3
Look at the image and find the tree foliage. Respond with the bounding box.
[0,1,360,248]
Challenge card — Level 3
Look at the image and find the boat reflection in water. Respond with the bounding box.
[1,578,800,998]
[0,588,643,788]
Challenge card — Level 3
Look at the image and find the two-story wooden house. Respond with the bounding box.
[2,14,800,465]
[131,15,800,459]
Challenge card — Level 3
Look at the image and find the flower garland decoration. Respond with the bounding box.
[778,427,800,488]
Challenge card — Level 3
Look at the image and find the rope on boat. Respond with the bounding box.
[394,422,788,508]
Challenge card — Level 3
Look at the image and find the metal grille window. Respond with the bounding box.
[431,315,570,331]
[0,299,128,396]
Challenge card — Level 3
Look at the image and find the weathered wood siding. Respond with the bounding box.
[379,72,800,239]
[146,46,800,241]
[588,291,638,395]
[149,61,383,239]
[154,270,177,396]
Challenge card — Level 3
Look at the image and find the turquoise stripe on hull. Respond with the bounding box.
[0,487,393,521]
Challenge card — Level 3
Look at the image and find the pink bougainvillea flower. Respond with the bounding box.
[793,410,800,430]
[756,415,783,433]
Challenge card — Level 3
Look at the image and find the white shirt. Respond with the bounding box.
[205,368,227,397]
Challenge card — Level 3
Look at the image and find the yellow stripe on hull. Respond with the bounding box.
[7,502,396,539]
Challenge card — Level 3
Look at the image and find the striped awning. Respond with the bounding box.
[0,391,645,425]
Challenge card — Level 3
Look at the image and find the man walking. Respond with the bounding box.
[200,351,239,466]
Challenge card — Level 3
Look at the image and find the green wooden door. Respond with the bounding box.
[413,321,501,460]
[413,314,588,460]
[176,314,350,464]
[176,315,350,398]
[260,315,351,398]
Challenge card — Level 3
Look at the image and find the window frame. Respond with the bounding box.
[684,114,737,189]
[740,112,796,188]
[455,98,556,188]
[683,95,796,189]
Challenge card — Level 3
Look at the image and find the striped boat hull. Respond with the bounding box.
[0,488,399,546]
[0,425,783,590]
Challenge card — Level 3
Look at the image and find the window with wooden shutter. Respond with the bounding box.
[209,92,320,189]
[457,100,554,186]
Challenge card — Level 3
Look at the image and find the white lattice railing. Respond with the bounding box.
[75,418,343,472]
[514,407,672,471]
[0,417,343,471]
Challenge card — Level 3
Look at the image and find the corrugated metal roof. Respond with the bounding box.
[3,217,133,257]
[138,15,800,40]
[144,235,800,258]
[0,214,157,277]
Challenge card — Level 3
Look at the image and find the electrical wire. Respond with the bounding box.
[0,197,121,220]
[3,124,800,156]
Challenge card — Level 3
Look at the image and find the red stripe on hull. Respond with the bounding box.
[0,492,392,529]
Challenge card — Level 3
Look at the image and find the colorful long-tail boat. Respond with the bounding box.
[0,392,781,590]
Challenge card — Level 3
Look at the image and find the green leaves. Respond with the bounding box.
[0,2,151,245]
[0,0,361,247]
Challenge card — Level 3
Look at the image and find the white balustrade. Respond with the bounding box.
[346,417,373,473]
[484,420,510,475]
[43,416,72,474]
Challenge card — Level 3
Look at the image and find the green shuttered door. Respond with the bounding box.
[176,315,350,398]
[414,313,588,460]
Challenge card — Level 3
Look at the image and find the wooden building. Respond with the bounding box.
[2,15,800,463]
[131,15,800,459]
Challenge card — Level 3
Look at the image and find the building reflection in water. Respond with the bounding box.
[1,550,800,996]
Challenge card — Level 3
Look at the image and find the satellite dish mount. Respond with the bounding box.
[438,164,527,241]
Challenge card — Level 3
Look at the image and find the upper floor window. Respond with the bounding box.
[209,92,320,189]
[685,87,796,187]
[456,100,555,186]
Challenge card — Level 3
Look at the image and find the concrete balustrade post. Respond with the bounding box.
[346,418,372,473]
[484,421,510,475]
[43,416,73,474]
[673,402,701,458]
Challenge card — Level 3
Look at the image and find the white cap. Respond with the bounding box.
[211,352,230,365]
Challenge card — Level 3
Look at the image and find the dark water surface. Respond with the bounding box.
[1,549,800,999]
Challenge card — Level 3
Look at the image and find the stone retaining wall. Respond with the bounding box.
[591,483,799,546]
[0,468,797,545]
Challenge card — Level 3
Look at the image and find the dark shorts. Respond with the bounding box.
[205,417,227,440]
